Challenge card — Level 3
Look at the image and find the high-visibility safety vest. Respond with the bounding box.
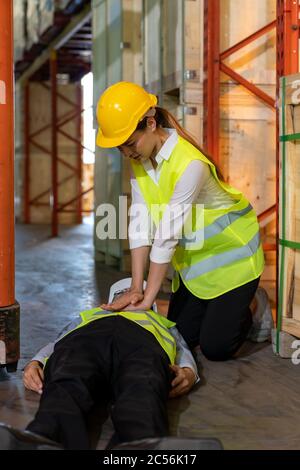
[130,135,265,299]
[59,308,177,365]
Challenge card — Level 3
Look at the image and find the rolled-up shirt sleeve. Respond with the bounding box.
[31,342,55,367]
[170,326,200,385]
[149,160,210,264]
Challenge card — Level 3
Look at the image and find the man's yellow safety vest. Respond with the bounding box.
[130,135,265,299]
[59,308,177,365]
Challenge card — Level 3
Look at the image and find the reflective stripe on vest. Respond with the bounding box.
[131,135,265,299]
[179,203,254,248]
[62,308,177,365]
[180,230,261,280]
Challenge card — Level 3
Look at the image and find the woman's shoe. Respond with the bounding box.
[248,287,273,343]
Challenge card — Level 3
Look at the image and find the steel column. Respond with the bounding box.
[277,0,299,78]
[0,0,20,371]
[203,0,220,164]
[0,0,15,307]
[24,84,31,224]
[76,84,83,224]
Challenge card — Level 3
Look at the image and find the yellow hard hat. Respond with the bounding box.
[96,81,158,148]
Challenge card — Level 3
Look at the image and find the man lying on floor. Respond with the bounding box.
[0,278,199,450]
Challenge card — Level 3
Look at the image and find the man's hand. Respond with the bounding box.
[23,361,44,395]
[100,288,144,311]
[169,364,196,398]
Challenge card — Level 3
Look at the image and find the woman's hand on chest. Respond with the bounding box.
[100,288,144,311]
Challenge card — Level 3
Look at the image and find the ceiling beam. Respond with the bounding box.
[17,4,91,85]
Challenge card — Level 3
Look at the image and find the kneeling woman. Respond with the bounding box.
[97,82,265,361]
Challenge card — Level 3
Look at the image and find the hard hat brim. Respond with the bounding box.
[96,129,129,148]
[96,93,157,149]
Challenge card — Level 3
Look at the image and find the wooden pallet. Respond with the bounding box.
[276,73,300,354]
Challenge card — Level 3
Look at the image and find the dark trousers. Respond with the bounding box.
[168,276,260,361]
[27,317,172,450]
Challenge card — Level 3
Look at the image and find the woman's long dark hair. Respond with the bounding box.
[136,106,224,181]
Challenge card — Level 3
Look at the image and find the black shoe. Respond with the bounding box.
[112,437,223,450]
[0,423,63,450]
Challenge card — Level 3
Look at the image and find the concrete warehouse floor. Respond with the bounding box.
[0,223,299,450]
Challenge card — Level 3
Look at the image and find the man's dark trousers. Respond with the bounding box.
[27,316,172,449]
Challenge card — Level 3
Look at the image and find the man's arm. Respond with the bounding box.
[23,342,55,394]
[23,318,81,393]
[31,342,55,367]
[23,361,45,394]
[172,327,200,382]
[169,326,200,398]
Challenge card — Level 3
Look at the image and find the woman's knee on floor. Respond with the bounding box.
[200,337,240,361]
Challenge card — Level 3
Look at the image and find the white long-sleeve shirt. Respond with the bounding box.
[128,129,235,264]
[30,313,200,385]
